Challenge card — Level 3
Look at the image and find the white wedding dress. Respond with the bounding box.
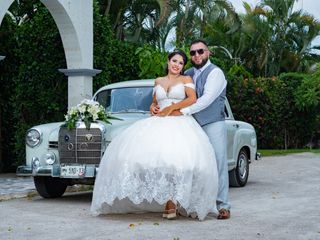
[90,83,218,220]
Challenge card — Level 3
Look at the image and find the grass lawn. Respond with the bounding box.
[259,149,320,157]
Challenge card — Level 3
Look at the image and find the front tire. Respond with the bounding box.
[34,176,68,198]
[229,149,249,187]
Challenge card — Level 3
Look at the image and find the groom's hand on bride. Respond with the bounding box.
[157,106,174,117]
[157,107,182,117]
[169,110,182,116]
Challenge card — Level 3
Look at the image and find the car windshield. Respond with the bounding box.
[95,87,153,113]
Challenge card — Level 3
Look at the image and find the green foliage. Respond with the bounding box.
[0,16,19,172]
[93,2,139,90]
[0,0,141,172]
[227,71,318,149]
[227,64,253,79]
[135,45,168,78]
[134,45,225,79]
[10,5,67,168]
[65,100,115,130]
[259,149,320,156]
[294,65,320,109]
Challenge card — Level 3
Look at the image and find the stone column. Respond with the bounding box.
[59,69,101,108]
[0,0,14,26]
[41,0,99,109]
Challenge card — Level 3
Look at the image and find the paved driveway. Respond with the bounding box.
[0,153,320,240]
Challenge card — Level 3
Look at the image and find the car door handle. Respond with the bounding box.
[233,124,239,128]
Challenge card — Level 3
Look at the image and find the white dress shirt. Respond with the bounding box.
[181,60,227,115]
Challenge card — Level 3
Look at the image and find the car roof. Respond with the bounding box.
[96,79,155,93]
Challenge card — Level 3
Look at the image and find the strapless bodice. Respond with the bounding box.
[154,83,195,110]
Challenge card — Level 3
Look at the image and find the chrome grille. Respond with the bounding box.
[58,127,102,164]
[49,141,58,149]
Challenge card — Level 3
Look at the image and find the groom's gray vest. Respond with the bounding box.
[185,63,226,126]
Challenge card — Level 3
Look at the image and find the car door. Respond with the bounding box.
[225,99,237,170]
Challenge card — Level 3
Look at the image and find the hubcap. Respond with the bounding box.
[238,153,247,180]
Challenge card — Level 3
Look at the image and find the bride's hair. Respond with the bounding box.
[166,49,188,75]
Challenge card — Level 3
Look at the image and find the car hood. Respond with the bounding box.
[105,113,150,141]
[29,112,150,143]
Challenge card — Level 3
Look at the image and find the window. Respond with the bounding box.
[96,87,153,113]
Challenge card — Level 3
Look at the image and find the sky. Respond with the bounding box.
[229,0,320,47]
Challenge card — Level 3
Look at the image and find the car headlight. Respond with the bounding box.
[26,129,42,147]
[44,152,56,165]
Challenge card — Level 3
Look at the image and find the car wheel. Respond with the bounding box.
[34,176,68,198]
[229,149,249,187]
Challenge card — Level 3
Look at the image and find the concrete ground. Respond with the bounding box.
[0,153,320,240]
[0,173,35,201]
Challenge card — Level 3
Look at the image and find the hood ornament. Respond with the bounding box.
[85,134,93,141]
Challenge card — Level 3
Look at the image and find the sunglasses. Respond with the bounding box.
[190,49,206,56]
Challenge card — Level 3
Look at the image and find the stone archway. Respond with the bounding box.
[0,0,100,108]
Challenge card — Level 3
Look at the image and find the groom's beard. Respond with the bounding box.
[192,57,209,69]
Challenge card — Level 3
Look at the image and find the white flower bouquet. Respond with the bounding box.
[65,99,118,130]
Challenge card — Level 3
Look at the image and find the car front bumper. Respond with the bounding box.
[256,152,262,160]
[16,165,98,178]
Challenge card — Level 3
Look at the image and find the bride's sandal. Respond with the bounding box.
[166,201,177,220]
[166,208,177,220]
[162,202,170,218]
[162,210,169,218]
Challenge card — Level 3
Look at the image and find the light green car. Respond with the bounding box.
[17,79,260,198]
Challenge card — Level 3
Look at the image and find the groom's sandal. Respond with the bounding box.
[217,209,230,220]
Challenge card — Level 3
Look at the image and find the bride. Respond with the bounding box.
[90,49,218,220]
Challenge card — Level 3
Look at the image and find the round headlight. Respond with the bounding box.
[26,129,42,147]
[44,153,56,165]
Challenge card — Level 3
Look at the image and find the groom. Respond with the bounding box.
[152,39,231,219]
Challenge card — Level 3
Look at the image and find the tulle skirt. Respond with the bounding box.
[90,115,218,220]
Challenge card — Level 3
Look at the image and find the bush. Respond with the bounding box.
[227,71,318,149]
[0,16,19,171]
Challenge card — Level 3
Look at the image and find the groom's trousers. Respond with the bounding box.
[203,120,231,210]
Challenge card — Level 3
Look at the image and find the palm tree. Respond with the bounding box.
[246,0,320,76]
[216,0,320,77]
[237,3,273,76]
[98,0,170,44]
[171,0,240,47]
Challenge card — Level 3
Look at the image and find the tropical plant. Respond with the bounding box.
[135,45,168,78]
[97,0,170,46]
[172,0,240,47]
[234,0,320,76]
[294,64,320,109]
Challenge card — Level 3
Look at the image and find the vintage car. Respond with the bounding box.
[17,79,259,198]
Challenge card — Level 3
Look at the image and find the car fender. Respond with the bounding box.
[232,123,257,163]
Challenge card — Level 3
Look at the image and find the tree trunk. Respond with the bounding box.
[104,0,112,16]
[114,9,123,40]
[284,128,288,150]
[133,14,142,42]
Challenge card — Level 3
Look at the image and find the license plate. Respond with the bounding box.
[60,165,86,178]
